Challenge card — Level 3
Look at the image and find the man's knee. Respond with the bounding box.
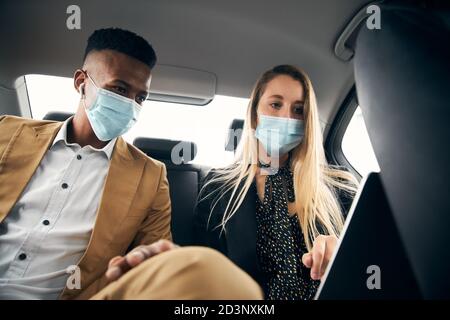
[172,246,264,299]
[181,246,229,271]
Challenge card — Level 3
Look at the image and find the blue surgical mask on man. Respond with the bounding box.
[82,73,142,141]
[255,114,305,157]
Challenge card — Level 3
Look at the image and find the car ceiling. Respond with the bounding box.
[0,0,370,131]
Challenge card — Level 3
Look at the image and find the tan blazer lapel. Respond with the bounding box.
[0,121,62,223]
[61,137,146,299]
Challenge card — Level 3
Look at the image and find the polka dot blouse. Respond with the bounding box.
[255,163,320,300]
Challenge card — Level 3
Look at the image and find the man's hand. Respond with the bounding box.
[301,235,338,280]
[105,239,178,282]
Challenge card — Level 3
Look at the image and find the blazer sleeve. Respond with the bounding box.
[133,163,172,246]
[193,171,228,254]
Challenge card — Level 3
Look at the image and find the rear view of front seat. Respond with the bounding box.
[133,137,209,246]
[354,3,450,298]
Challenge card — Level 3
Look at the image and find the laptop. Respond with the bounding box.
[315,172,421,299]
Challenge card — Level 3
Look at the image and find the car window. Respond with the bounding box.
[25,74,248,167]
[341,106,380,176]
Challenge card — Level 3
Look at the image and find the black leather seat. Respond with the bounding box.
[135,119,244,247]
[133,137,210,246]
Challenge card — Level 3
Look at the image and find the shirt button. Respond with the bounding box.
[77,155,82,160]
[61,183,68,189]
[18,253,27,261]
[42,220,50,226]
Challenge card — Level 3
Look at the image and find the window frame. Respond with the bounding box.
[324,87,362,180]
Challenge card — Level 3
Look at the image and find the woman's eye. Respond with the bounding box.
[270,102,282,109]
[294,106,304,114]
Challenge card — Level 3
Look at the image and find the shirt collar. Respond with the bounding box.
[52,116,117,160]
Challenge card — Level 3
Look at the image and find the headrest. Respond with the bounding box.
[43,111,74,122]
[133,137,197,164]
[354,4,450,298]
[224,119,245,152]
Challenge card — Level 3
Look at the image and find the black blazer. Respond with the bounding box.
[193,169,354,289]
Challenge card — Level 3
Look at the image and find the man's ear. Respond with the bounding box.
[73,69,86,96]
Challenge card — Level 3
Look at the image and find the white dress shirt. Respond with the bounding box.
[0,117,117,300]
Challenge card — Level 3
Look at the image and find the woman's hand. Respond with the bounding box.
[105,239,179,282]
[301,235,338,280]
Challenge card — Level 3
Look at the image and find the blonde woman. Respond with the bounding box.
[194,65,358,300]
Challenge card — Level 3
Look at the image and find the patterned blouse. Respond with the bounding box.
[255,163,320,300]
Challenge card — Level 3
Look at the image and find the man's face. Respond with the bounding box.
[75,49,152,108]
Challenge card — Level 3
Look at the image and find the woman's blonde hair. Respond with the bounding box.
[200,65,358,250]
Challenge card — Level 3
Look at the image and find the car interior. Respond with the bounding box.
[0,0,449,300]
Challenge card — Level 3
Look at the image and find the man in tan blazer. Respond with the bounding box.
[0,28,262,300]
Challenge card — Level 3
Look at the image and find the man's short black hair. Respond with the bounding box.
[84,28,157,69]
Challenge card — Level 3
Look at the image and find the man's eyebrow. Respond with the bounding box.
[110,79,149,96]
[110,79,131,88]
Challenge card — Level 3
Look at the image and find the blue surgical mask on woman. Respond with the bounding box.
[83,73,142,141]
[255,114,305,157]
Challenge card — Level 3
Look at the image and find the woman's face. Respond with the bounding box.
[257,75,305,122]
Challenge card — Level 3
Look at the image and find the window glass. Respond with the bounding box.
[341,106,380,176]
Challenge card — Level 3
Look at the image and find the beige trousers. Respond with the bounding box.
[90,246,264,300]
